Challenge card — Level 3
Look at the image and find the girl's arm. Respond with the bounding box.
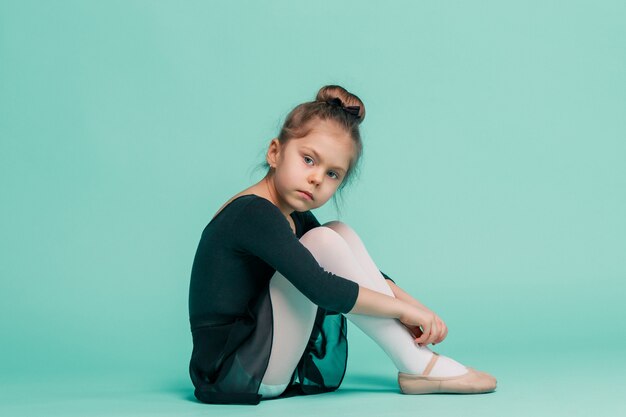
[348,285,445,346]
[385,279,430,311]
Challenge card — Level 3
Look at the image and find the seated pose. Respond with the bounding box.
[188,85,496,405]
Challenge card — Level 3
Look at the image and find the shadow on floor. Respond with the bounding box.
[340,372,399,393]
[156,371,400,403]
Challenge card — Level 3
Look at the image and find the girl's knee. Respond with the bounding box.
[299,225,344,248]
[321,221,360,244]
[322,220,352,235]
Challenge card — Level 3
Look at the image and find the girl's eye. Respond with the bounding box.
[303,156,314,165]
[328,171,339,180]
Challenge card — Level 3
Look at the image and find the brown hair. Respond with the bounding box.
[263,85,366,194]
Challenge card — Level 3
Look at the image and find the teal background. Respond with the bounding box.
[1,0,625,415]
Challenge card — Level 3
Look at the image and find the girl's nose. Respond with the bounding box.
[308,169,324,185]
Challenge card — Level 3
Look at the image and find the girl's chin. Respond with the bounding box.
[299,199,327,211]
[291,198,316,211]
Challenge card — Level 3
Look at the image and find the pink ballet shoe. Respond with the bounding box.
[467,367,497,384]
[398,352,497,395]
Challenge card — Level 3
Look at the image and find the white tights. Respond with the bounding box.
[258,221,468,398]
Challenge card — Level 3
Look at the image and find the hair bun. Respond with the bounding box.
[315,85,366,122]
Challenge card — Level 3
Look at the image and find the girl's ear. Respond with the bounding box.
[266,138,281,168]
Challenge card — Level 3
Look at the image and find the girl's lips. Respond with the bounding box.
[298,190,313,200]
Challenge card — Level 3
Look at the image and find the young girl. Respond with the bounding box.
[188,85,497,405]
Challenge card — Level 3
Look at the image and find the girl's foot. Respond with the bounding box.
[398,352,497,395]
[424,351,469,377]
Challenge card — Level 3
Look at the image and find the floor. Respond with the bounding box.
[2,350,624,417]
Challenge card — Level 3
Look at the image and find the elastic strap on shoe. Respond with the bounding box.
[422,352,439,376]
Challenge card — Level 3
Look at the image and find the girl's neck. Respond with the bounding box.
[244,175,293,218]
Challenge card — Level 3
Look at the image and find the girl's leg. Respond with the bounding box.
[310,222,468,377]
[257,270,318,399]
[259,221,468,400]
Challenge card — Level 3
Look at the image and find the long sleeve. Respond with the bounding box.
[234,198,359,314]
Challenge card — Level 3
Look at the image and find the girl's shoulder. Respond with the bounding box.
[210,193,280,224]
[211,194,256,221]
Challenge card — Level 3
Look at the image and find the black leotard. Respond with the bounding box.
[188,194,394,405]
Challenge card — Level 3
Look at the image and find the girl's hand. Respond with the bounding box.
[399,306,448,347]
[414,310,447,345]
[432,313,448,344]
[385,280,448,345]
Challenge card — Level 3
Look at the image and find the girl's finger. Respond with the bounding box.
[415,329,429,344]
[441,324,448,341]
[421,316,437,345]
[435,328,445,344]
[436,320,446,343]
[424,322,437,346]
[432,319,440,341]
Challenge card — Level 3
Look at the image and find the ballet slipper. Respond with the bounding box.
[467,367,497,383]
[398,352,497,395]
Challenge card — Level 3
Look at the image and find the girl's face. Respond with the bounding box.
[267,119,355,214]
